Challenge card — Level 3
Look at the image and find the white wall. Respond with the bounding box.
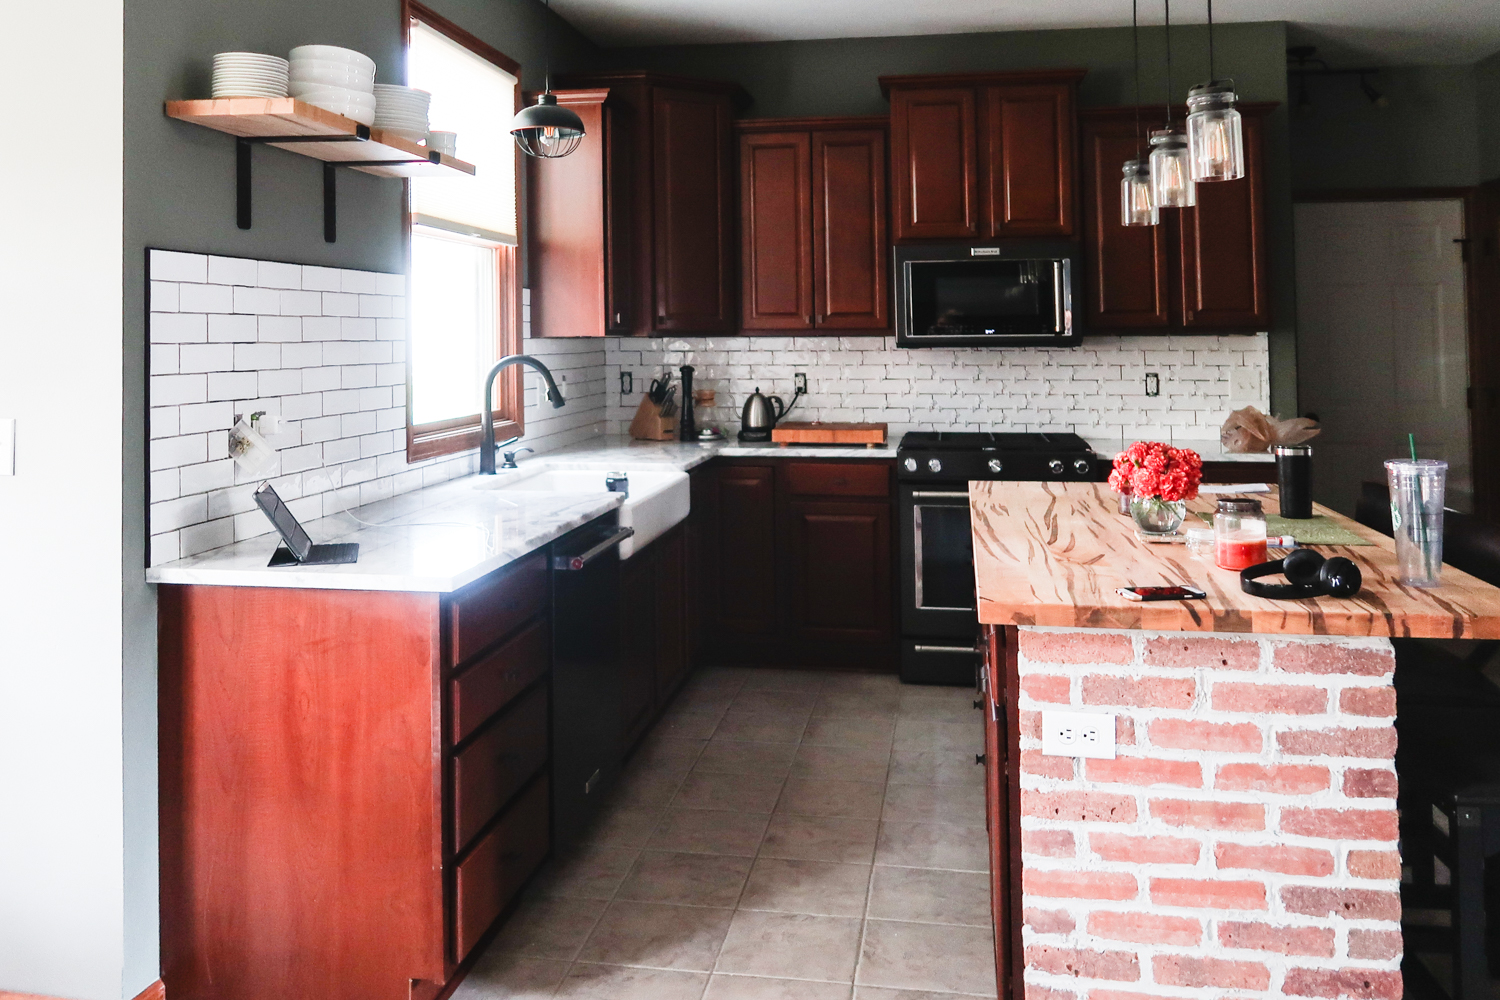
[0,0,131,996]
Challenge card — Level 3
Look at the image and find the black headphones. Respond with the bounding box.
[1240,549,1363,599]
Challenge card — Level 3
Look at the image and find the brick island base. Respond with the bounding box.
[1015,627,1401,1000]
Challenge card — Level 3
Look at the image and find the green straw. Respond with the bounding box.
[1409,433,1417,461]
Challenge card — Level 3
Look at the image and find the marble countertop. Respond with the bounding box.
[1081,437,1276,464]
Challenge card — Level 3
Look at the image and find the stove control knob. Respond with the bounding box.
[987,458,1003,474]
[903,457,918,473]
[1073,458,1092,476]
[927,458,943,473]
[1048,459,1065,476]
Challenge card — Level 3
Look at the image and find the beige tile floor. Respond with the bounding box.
[455,666,998,1000]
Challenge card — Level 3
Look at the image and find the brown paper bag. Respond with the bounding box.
[1220,406,1320,453]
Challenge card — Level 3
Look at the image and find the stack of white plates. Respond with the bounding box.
[373,85,432,142]
[212,52,289,98]
[289,45,376,125]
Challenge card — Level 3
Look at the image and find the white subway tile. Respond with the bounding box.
[341,411,378,437]
[178,343,234,374]
[281,393,323,419]
[149,407,179,439]
[358,294,393,318]
[150,344,179,375]
[376,318,406,340]
[301,265,343,292]
[376,406,406,431]
[358,341,393,365]
[207,255,258,285]
[258,260,302,290]
[178,401,235,434]
[302,316,341,341]
[360,430,398,457]
[208,314,258,343]
[341,317,377,341]
[279,444,323,474]
[207,371,258,401]
[301,367,341,392]
[258,368,302,396]
[151,532,181,565]
[324,437,361,465]
[150,433,208,471]
[286,496,322,522]
[233,286,282,315]
[341,269,379,293]
[300,415,344,443]
[150,250,208,282]
[322,389,362,415]
[151,374,208,406]
[377,452,410,477]
[322,342,360,365]
[149,281,180,312]
[258,316,302,342]
[152,312,208,343]
[341,365,377,389]
[233,510,274,542]
[180,518,236,557]
[341,457,378,485]
[360,476,397,506]
[280,290,322,316]
[280,342,322,369]
[322,292,360,316]
[234,343,280,371]
[391,297,405,318]
[360,387,396,411]
[180,459,236,495]
[301,467,341,495]
[376,362,406,386]
[151,468,180,502]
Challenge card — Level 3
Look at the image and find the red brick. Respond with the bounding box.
[1025,907,1076,935]
[1087,911,1201,945]
[1217,763,1330,795]
[1022,674,1073,704]
[1151,798,1265,831]
[1090,992,1184,1000]
[1150,877,1267,910]
[1153,955,1270,990]
[1116,715,1136,745]
[1022,828,1077,858]
[1026,946,1140,982]
[1028,985,1077,1000]
[1023,631,1134,665]
[1340,686,1397,717]
[1281,808,1398,841]
[1083,675,1195,709]
[1021,710,1043,740]
[1086,756,1202,788]
[1213,682,1327,715]
[1348,850,1401,880]
[1348,929,1404,960]
[1150,719,1262,753]
[1090,833,1200,865]
[1144,635,1260,671]
[1275,643,1395,677]
[1024,790,1139,824]
[1215,842,1335,877]
[1023,749,1077,780]
[1283,967,1403,1000]
[1217,921,1336,957]
[1282,886,1402,921]
[1278,727,1397,759]
[1343,768,1398,799]
[1026,869,1138,901]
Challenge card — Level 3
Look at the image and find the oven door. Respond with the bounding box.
[899,485,980,639]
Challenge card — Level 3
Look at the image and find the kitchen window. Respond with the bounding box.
[404,4,523,461]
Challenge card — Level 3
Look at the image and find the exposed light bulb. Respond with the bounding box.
[1121,159,1158,227]
[1186,81,1245,182]
[1149,128,1196,208]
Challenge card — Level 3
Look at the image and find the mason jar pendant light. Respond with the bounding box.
[1148,0,1196,208]
[1185,0,1245,181]
[510,0,585,158]
[1120,0,1157,226]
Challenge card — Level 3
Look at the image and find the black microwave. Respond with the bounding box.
[894,241,1080,348]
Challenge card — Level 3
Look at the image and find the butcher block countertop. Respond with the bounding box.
[970,482,1500,638]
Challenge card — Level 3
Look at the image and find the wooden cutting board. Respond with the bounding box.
[770,421,888,447]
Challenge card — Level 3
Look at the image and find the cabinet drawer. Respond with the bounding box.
[453,683,550,853]
[448,551,548,667]
[452,616,550,744]
[784,462,889,498]
[454,774,549,962]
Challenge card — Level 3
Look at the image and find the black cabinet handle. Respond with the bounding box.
[973,699,983,709]
[975,753,985,765]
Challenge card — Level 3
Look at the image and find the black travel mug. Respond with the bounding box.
[678,365,696,442]
[1276,445,1313,519]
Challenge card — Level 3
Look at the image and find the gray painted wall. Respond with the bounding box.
[600,22,1300,417]
[120,0,596,991]
[1479,52,1500,181]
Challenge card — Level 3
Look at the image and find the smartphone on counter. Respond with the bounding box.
[1117,585,1207,602]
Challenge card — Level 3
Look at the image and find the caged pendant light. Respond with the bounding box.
[509,0,585,158]
[1185,0,1245,180]
[1120,0,1157,226]
[1148,0,1196,208]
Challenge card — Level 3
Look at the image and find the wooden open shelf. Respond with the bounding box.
[165,98,475,178]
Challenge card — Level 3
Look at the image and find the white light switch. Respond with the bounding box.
[1229,367,1261,406]
[0,419,13,475]
[1041,710,1116,759]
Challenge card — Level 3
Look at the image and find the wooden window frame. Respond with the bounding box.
[403,0,526,463]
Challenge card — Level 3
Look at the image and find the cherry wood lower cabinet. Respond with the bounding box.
[159,551,554,1000]
[619,524,692,751]
[982,624,1023,1000]
[698,458,897,669]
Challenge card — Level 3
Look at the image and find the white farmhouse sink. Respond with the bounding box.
[473,466,689,559]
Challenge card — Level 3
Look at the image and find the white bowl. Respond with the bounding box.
[375,116,430,130]
[215,51,289,66]
[289,62,375,89]
[289,45,375,74]
[426,131,457,156]
[289,82,376,102]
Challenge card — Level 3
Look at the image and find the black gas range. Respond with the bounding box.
[896,431,1106,684]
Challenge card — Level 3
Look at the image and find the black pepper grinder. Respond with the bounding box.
[1275,444,1314,519]
[678,365,696,442]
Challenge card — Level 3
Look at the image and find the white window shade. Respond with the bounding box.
[408,21,517,244]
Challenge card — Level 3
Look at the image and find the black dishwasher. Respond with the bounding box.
[550,513,633,847]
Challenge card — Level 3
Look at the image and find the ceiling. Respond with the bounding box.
[548,0,1500,65]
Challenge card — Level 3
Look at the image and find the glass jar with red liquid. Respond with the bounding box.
[1215,498,1268,571]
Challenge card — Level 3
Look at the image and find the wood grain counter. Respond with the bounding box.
[971,481,1500,638]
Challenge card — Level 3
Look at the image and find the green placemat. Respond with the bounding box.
[1192,512,1372,546]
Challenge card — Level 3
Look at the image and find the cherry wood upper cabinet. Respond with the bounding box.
[740,130,814,330]
[883,71,1085,243]
[541,72,750,337]
[1079,111,1170,329]
[737,117,890,333]
[1080,103,1274,333]
[1179,107,1271,329]
[985,83,1077,237]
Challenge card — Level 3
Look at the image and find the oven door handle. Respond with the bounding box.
[1053,260,1065,333]
[911,491,971,499]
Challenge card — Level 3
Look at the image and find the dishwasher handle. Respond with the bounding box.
[553,526,634,571]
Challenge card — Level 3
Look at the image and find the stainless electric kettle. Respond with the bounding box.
[738,387,785,442]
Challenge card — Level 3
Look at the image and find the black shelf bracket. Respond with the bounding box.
[322,152,442,243]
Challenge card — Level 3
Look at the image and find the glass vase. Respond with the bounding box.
[1130,496,1187,536]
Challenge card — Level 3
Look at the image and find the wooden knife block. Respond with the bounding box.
[629,395,676,441]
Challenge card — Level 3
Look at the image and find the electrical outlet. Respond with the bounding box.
[0,419,13,475]
[1230,366,1261,405]
[1145,372,1160,397]
[794,372,808,395]
[1041,710,1117,759]
[620,371,634,396]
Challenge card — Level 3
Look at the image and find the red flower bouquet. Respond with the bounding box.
[1110,442,1203,534]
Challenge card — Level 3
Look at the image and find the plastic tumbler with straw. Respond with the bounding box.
[1385,438,1446,588]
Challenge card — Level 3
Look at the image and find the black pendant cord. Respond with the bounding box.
[543,0,553,94]
[1163,0,1174,128]
[1207,0,1216,82]
[1132,0,1144,155]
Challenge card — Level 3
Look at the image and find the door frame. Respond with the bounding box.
[1292,187,1492,520]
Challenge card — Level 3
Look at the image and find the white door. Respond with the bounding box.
[1294,199,1471,516]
